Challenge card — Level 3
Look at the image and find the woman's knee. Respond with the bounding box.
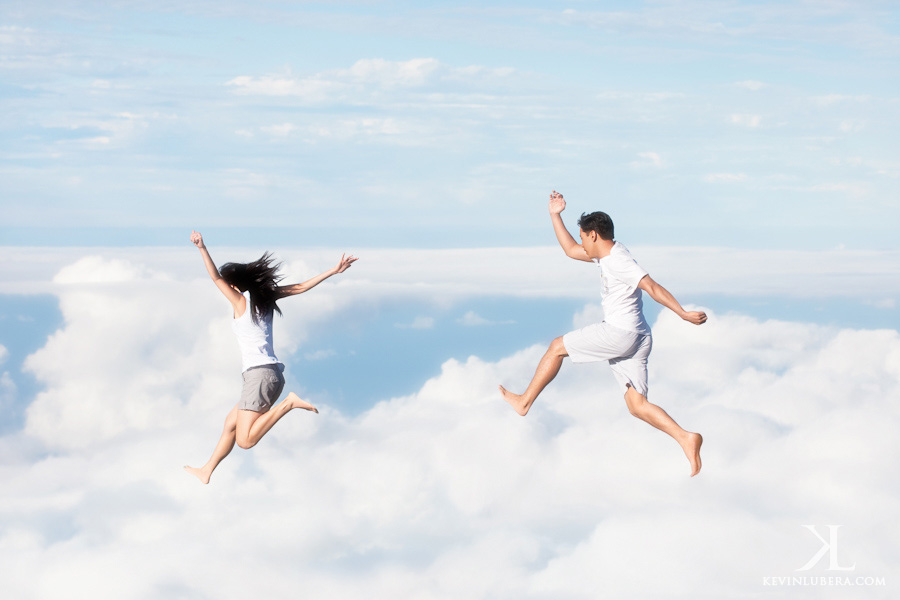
[234,409,260,448]
[236,433,256,450]
[235,425,256,449]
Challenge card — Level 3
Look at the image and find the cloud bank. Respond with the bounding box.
[1,255,898,598]
[2,245,899,302]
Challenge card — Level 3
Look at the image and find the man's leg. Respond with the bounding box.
[499,336,568,416]
[623,386,703,476]
[235,392,318,449]
[184,405,239,484]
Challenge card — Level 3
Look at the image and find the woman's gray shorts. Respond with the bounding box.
[563,322,652,396]
[239,364,285,412]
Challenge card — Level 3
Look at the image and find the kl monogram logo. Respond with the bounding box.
[796,525,857,572]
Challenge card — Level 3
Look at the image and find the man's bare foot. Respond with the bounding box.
[285,392,318,413]
[183,465,211,484]
[499,385,530,416]
[683,432,703,477]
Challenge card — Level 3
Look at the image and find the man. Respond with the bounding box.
[499,191,706,476]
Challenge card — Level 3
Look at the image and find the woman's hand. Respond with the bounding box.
[334,253,359,274]
[191,230,205,249]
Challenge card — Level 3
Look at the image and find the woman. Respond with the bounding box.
[184,230,358,484]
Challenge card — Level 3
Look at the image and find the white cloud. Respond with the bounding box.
[226,58,508,106]
[703,172,748,183]
[596,91,686,102]
[457,310,515,327]
[557,3,897,56]
[2,264,899,598]
[220,168,273,199]
[35,111,173,150]
[812,94,871,106]
[226,72,343,100]
[2,246,899,300]
[865,298,895,310]
[395,315,435,330]
[572,303,604,329]
[839,119,866,133]
[303,117,416,142]
[458,310,490,326]
[630,151,664,169]
[0,25,36,45]
[52,256,167,284]
[735,80,766,91]
[304,349,337,360]
[810,181,869,199]
[730,113,762,128]
[259,122,297,137]
[19,255,349,450]
[344,57,440,87]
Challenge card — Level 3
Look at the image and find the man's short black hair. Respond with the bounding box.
[577,211,614,240]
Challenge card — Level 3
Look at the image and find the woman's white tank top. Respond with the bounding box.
[231,292,281,372]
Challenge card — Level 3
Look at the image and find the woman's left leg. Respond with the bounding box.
[184,404,239,484]
[235,392,318,449]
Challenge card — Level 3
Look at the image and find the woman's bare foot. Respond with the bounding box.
[682,432,703,477]
[285,392,318,413]
[499,385,530,416]
[183,465,211,484]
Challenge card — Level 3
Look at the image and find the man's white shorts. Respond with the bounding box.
[562,322,652,396]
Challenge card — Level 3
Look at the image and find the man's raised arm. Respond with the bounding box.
[549,191,591,262]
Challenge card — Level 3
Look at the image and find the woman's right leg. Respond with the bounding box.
[184,405,239,484]
[234,392,318,449]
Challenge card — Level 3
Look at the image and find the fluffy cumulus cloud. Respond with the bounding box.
[0,255,898,598]
[18,255,350,450]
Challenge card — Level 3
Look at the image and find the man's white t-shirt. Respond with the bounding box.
[594,242,650,335]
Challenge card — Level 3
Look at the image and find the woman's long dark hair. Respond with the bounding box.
[219,252,284,323]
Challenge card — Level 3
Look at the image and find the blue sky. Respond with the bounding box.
[1,2,899,599]
[2,0,898,248]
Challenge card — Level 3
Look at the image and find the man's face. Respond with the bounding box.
[579,228,597,255]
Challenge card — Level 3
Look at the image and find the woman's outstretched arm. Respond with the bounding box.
[276,253,358,298]
[191,230,244,309]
